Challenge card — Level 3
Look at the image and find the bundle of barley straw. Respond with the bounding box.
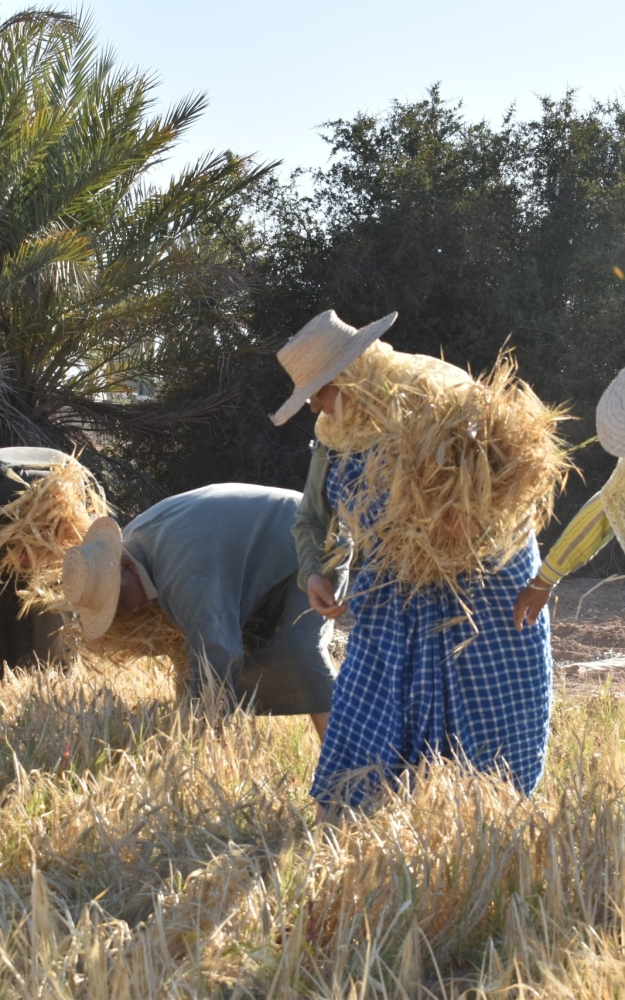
[0,459,189,685]
[315,341,570,600]
[65,604,190,694]
[0,457,109,610]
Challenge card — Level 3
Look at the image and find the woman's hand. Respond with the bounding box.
[513,578,552,631]
[307,573,347,618]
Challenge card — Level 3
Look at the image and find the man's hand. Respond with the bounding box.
[513,578,552,631]
[307,573,347,618]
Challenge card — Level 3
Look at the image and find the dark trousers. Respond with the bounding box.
[0,583,65,675]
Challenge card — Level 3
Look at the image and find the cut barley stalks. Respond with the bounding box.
[0,461,189,684]
[317,342,571,601]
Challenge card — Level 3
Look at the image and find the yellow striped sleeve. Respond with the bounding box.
[537,492,615,585]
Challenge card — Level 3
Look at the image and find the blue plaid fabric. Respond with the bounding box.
[311,452,553,807]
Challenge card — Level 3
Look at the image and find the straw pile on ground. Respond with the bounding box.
[73,606,189,692]
[0,460,189,684]
[316,342,570,597]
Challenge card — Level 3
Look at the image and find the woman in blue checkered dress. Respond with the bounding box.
[271,310,565,812]
[309,448,551,808]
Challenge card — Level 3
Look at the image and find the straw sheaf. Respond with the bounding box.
[61,604,190,696]
[27,582,190,693]
[0,459,109,606]
[316,341,571,598]
[0,462,190,684]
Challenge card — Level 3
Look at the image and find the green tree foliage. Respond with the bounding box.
[252,87,625,384]
[232,88,625,558]
[119,188,316,497]
[0,8,272,508]
[125,84,625,570]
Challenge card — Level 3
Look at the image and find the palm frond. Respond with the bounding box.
[0,8,274,512]
[50,384,238,438]
[0,227,94,294]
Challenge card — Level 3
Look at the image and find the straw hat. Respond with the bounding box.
[270,309,398,426]
[596,368,625,457]
[62,516,123,639]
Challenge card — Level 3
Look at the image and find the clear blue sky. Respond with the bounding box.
[2,0,624,184]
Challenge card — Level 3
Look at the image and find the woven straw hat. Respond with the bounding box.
[62,517,123,639]
[596,368,625,457]
[270,309,398,426]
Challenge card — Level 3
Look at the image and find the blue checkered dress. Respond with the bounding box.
[311,452,552,807]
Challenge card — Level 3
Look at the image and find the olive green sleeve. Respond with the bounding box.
[291,444,353,592]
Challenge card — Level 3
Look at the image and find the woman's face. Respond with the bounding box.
[308,383,345,415]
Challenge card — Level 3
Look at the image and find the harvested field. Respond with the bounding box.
[0,579,624,997]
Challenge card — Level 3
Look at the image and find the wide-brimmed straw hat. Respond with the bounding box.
[596,368,625,457]
[62,516,123,639]
[270,309,398,426]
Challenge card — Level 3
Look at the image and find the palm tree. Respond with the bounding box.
[0,8,273,499]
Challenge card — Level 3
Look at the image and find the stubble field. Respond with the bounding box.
[1,580,625,998]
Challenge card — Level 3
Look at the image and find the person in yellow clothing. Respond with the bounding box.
[514,368,625,630]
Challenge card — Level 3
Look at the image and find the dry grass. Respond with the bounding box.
[316,343,571,599]
[66,606,190,697]
[0,655,623,997]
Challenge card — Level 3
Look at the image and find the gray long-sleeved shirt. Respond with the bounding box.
[122,483,303,691]
[290,443,353,593]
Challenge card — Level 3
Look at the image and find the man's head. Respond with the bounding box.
[62,517,121,639]
[63,520,150,637]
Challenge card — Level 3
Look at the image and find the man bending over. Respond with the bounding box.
[62,483,342,739]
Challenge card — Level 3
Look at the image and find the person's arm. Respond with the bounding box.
[291,443,334,589]
[291,443,352,617]
[514,492,614,629]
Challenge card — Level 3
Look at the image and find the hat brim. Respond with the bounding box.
[597,368,625,457]
[270,311,398,426]
[64,517,123,640]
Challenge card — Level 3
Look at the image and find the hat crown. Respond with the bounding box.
[63,539,112,612]
[62,516,122,639]
[277,310,360,390]
[597,368,625,457]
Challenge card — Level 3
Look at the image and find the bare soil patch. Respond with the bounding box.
[549,576,625,694]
